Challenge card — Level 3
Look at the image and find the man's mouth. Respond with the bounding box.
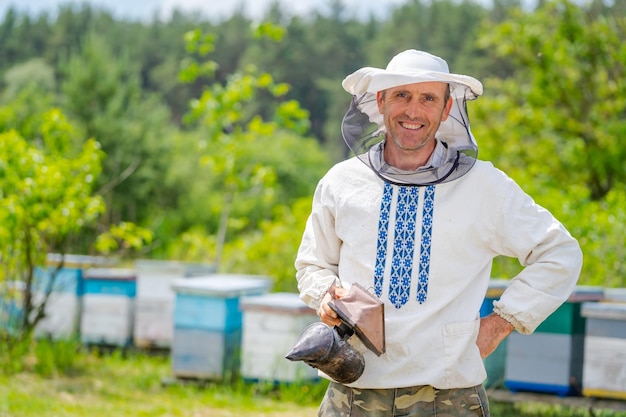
[400,122,424,130]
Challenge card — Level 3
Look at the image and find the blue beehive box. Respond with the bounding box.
[34,266,83,295]
[33,254,114,339]
[80,268,136,347]
[0,281,25,335]
[480,279,509,388]
[171,274,271,380]
[504,286,604,396]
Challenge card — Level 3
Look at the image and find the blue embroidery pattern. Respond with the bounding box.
[373,184,436,308]
[374,183,393,298]
[416,185,435,304]
[388,186,419,309]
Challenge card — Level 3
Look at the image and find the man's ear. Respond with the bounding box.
[376,91,384,114]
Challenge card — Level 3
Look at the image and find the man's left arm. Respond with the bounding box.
[489,179,583,335]
[477,313,514,359]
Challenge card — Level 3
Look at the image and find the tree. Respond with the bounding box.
[0,8,52,74]
[472,0,626,286]
[2,58,55,102]
[0,109,105,341]
[240,1,373,154]
[60,31,178,230]
[475,0,626,201]
[370,0,488,76]
[224,197,314,292]
[178,25,319,270]
[0,98,152,346]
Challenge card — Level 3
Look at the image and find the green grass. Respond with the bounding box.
[0,345,323,417]
[491,402,626,417]
[0,343,625,417]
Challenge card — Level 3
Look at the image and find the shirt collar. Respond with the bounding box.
[379,140,447,172]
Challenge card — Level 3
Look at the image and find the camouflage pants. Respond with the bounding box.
[318,382,489,417]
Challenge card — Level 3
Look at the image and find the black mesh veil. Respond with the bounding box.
[341,84,479,186]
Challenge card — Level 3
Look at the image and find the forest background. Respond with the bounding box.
[1,0,625,304]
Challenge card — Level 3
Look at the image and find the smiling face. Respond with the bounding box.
[376,81,452,171]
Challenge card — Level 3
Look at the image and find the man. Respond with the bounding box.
[294,50,583,416]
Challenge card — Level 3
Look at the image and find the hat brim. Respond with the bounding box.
[342,67,483,100]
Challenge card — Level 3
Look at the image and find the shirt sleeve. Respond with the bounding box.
[294,178,342,311]
[491,178,583,334]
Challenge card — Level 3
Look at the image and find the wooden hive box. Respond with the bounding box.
[170,274,271,381]
[133,259,215,348]
[80,267,136,347]
[504,286,603,397]
[581,298,626,400]
[240,292,319,383]
[33,254,114,340]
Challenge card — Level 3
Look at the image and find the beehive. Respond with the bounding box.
[34,254,113,339]
[240,292,319,383]
[581,300,626,400]
[504,286,603,396]
[80,268,136,347]
[133,260,215,348]
[170,275,271,380]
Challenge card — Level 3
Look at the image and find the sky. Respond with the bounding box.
[0,0,408,22]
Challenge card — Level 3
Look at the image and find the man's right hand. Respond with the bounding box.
[317,286,349,327]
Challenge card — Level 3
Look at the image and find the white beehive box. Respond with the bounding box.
[133,259,215,348]
[34,254,114,340]
[80,268,136,347]
[581,300,626,400]
[504,286,604,397]
[240,292,319,383]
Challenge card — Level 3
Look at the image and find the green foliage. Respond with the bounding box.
[372,0,488,73]
[179,29,218,82]
[0,98,153,343]
[0,333,30,374]
[0,82,56,143]
[94,222,154,256]
[1,0,625,292]
[32,337,82,377]
[2,58,55,101]
[223,197,314,292]
[473,0,626,287]
[252,21,286,42]
[0,110,106,275]
[490,401,626,417]
[60,30,179,229]
[159,128,329,276]
[164,227,217,263]
[177,27,326,271]
[476,0,626,201]
[0,336,82,377]
[0,112,104,337]
[567,189,626,288]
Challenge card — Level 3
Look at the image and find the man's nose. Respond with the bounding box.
[404,98,422,118]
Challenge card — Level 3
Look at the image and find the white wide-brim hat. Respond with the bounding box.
[340,50,483,186]
[342,49,483,99]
